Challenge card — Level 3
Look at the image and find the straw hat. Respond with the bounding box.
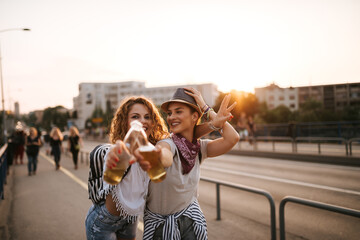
[161,88,202,116]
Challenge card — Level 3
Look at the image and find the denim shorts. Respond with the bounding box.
[85,204,137,240]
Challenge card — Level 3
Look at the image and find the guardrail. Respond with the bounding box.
[238,136,358,156]
[279,196,360,240]
[348,138,360,156]
[200,176,276,240]
[0,144,8,200]
[80,151,90,165]
[295,137,348,155]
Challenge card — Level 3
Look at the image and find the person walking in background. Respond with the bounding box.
[25,127,41,176]
[14,129,26,164]
[50,127,63,170]
[247,115,256,144]
[236,112,249,142]
[6,131,16,174]
[42,131,51,155]
[139,88,239,239]
[67,126,82,170]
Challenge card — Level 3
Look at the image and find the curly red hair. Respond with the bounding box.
[109,96,169,145]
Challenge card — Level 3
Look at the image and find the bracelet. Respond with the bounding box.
[203,107,212,121]
[208,122,221,131]
[201,104,209,111]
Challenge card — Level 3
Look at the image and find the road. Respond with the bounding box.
[4,139,360,240]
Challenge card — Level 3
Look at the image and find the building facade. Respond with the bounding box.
[73,81,219,129]
[255,84,299,110]
[255,82,360,112]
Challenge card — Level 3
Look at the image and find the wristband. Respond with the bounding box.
[201,104,209,111]
[209,122,221,131]
[203,107,212,121]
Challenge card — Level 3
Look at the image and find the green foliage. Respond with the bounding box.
[41,106,70,131]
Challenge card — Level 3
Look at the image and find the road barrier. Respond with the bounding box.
[238,136,357,156]
[200,176,277,240]
[0,144,7,200]
[348,138,360,156]
[279,196,360,240]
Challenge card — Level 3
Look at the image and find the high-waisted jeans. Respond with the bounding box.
[27,154,38,173]
[85,204,137,240]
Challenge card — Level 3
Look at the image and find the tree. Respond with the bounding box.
[41,106,70,131]
[213,90,260,124]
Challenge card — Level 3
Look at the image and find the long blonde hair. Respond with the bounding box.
[50,127,63,141]
[29,127,38,137]
[109,96,169,145]
[69,126,80,137]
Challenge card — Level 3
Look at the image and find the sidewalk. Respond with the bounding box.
[1,151,91,240]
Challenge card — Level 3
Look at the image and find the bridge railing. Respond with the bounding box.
[348,138,360,156]
[237,136,357,156]
[200,176,277,240]
[0,144,8,200]
[279,196,360,240]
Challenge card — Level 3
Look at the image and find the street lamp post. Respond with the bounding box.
[0,28,30,144]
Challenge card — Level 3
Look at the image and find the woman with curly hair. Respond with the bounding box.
[85,96,172,240]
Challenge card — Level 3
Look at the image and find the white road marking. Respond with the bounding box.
[201,166,360,196]
[40,152,145,232]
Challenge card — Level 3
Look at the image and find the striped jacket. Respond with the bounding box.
[143,200,208,240]
[87,144,114,204]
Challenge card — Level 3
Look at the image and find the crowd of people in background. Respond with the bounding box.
[5,125,83,175]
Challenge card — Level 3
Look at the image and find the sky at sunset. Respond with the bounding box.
[0,0,359,113]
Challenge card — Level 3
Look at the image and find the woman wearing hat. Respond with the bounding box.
[138,87,239,240]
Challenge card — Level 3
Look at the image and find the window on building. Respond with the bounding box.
[269,96,274,101]
[86,93,92,104]
[279,96,284,101]
[289,95,295,100]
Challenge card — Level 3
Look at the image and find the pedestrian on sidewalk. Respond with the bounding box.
[14,129,26,164]
[6,131,16,174]
[50,127,63,170]
[85,96,172,240]
[67,126,82,170]
[25,127,41,176]
[139,88,238,240]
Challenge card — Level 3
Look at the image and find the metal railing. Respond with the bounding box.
[238,136,357,156]
[279,196,360,240]
[0,144,8,200]
[80,151,90,165]
[200,176,276,240]
[294,137,348,155]
[348,138,360,156]
[251,136,294,152]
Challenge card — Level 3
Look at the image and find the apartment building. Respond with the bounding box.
[255,84,299,110]
[73,81,218,129]
[255,82,360,112]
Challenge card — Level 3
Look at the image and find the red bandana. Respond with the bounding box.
[172,133,200,174]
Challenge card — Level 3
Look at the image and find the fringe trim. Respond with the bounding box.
[111,191,138,224]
